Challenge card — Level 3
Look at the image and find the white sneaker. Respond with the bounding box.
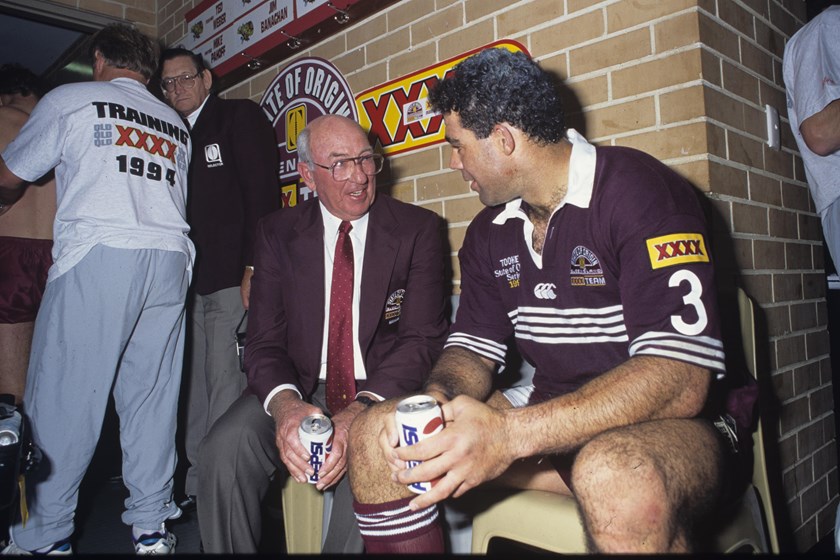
[167,506,183,521]
[133,529,176,555]
[1,539,72,555]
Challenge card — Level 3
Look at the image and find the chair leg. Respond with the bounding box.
[281,477,324,553]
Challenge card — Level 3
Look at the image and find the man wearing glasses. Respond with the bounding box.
[197,114,448,553]
[158,48,279,515]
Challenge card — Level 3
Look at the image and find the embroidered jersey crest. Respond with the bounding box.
[385,289,405,323]
[646,233,709,269]
[570,245,606,287]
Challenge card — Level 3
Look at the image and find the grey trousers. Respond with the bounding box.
[11,246,188,550]
[197,387,363,553]
[821,195,840,272]
[183,286,246,495]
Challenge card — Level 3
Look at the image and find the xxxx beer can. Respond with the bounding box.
[395,395,444,494]
[299,414,333,484]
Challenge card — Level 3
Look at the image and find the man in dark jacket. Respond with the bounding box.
[159,47,280,511]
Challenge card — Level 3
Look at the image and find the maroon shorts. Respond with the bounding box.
[0,236,53,324]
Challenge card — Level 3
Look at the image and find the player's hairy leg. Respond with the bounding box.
[571,418,722,553]
[348,398,414,504]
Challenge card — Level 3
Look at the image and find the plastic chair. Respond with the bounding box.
[471,287,779,553]
[722,287,779,553]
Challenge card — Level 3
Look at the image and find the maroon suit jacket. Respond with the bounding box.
[244,194,448,406]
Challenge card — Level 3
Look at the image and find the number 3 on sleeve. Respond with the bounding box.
[668,270,708,336]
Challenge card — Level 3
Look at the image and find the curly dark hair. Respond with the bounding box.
[89,23,158,80]
[0,64,47,99]
[429,49,566,145]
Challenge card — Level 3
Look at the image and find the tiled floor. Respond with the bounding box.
[75,471,202,554]
[0,401,287,556]
[76,401,203,554]
[2,408,203,555]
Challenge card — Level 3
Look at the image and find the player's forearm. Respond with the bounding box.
[504,356,712,458]
[801,99,840,156]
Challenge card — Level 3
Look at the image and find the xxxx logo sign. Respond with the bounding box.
[646,233,709,269]
[360,77,445,154]
[355,40,528,156]
[115,125,177,162]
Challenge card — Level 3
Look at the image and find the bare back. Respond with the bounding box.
[0,105,56,239]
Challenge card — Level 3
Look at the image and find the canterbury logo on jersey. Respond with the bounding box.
[533,283,557,299]
[646,233,709,269]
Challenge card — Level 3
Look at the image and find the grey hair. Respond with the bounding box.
[297,126,313,164]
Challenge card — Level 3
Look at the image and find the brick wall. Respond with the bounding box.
[47,0,158,37]
[74,0,837,551]
[159,0,199,45]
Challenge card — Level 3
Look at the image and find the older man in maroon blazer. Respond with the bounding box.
[196,115,449,553]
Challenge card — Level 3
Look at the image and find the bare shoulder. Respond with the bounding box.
[0,106,29,148]
[0,106,28,129]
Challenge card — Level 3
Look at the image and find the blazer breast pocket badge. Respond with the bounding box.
[385,289,405,324]
[205,143,224,168]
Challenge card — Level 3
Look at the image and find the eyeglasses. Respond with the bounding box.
[309,154,384,181]
[160,72,201,93]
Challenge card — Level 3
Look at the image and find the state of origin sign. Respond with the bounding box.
[260,57,357,208]
[259,41,528,208]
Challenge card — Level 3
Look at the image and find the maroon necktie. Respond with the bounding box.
[326,221,356,414]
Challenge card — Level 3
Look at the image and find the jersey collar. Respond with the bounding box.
[493,128,596,225]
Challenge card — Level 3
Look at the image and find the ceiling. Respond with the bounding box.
[0,0,403,93]
[0,0,117,88]
[0,13,86,75]
[1,0,837,92]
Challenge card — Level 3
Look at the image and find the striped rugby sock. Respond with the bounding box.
[353,496,444,553]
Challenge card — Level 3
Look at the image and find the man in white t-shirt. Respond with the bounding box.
[784,4,840,268]
[783,6,840,550]
[0,24,193,555]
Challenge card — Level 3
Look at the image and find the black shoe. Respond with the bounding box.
[178,495,197,512]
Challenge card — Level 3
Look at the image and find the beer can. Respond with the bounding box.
[395,395,444,494]
[299,414,333,484]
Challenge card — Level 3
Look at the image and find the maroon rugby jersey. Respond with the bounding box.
[447,131,725,398]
